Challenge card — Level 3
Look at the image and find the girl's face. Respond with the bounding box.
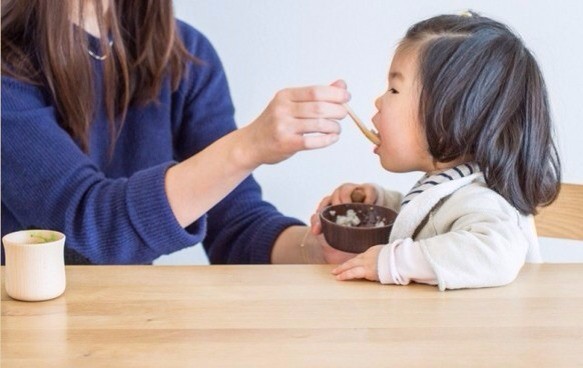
[371,46,434,173]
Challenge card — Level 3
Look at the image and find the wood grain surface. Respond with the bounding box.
[535,183,583,240]
[2,264,582,367]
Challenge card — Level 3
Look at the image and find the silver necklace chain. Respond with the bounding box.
[88,39,113,61]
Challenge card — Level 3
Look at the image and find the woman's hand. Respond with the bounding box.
[307,210,355,265]
[331,245,383,281]
[239,80,350,168]
[166,81,349,228]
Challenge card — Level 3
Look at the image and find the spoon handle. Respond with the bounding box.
[344,103,381,145]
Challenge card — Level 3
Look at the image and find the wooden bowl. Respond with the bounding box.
[320,203,397,253]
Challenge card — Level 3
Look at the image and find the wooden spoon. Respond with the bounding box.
[344,103,381,145]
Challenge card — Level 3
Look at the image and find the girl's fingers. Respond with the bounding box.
[331,183,359,204]
[362,185,377,204]
[317,195,332,212]
[336,266,367,281]
[331,256,362,275]
[339,187,356,203]
[330,189,342,205]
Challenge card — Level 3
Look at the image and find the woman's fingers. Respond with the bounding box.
[310,213,322,234]
[329,79,347,89]
[302,133,339,150]
[296,118,341,135]
[293,102,347,120]
[246,82,350,165]
[282,85,350,103]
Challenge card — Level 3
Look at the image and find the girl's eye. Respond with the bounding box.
[388,88,399,94]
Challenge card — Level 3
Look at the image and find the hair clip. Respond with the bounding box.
[459,10,473,18]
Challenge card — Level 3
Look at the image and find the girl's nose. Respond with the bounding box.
[374,96,381,110]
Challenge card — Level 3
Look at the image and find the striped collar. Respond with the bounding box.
[401,162,481,207]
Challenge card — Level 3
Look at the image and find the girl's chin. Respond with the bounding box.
[378,158,394,171]
[379,158,414,173]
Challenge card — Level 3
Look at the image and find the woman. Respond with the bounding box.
[1,0,347,264]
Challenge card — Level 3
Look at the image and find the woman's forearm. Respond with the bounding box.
[165,84,349,228]
[270,226,325,264]
[165,128,257,227]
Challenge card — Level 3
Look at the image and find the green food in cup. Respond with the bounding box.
[28,232,58,244]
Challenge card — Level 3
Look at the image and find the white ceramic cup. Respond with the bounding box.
[2,229,66,302]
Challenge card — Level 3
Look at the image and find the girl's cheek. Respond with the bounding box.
[371,113,381,130]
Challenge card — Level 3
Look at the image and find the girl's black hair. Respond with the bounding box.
[403,11,561,215]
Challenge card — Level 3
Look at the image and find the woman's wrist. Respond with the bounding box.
[230,126,263,171]
[164,129,260,227]
[299,230,326,264]
[271,226,325,264]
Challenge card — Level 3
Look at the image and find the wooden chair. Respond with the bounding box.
[535,183,583,240]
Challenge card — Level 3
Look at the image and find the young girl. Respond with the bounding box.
[312,11,561,290]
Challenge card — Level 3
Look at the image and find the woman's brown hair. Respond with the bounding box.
[1,0,194,151]
[401,12,561,215]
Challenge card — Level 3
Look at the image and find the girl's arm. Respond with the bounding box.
[333,188,532,290]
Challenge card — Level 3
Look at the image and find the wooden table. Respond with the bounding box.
[1,264,582,367]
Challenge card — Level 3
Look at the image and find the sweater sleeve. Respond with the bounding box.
[203,176,304,264]
[1,77,201,264]
[172,22,304,264]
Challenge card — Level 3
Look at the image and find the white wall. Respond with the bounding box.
[155,0,583,265]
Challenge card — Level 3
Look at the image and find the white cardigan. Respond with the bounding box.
[375,173,541,291]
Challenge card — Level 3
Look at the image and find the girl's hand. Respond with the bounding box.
[320,183,378,207]
[308,182,379,264]
[331,245,383,281]
[240,80,350,168]
[311,183,379,234]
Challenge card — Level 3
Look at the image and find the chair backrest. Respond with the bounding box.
[535,183,583,240]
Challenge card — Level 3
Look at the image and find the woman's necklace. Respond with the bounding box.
[88,39,113,61]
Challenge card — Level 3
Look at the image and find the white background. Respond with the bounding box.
[155,0,583,265]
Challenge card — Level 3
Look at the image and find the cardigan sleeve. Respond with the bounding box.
[372,184,403,212]
[1,77,202,264]
[417,188,531,290]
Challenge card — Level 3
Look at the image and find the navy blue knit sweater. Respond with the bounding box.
[1,21,303,265]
